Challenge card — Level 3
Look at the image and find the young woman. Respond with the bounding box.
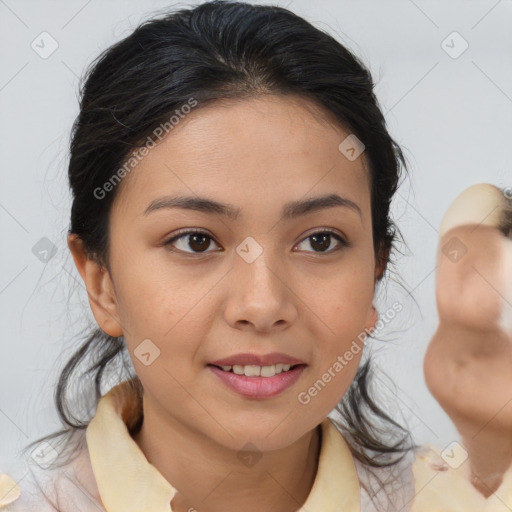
[1,2,511,510]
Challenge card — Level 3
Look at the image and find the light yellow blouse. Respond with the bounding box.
[85,379,361,511]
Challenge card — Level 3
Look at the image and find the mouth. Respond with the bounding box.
[207,363,307,399]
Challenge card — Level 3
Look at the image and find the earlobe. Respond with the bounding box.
[67,234,123,338]
[364,302,378,335]
[368,303,378,331]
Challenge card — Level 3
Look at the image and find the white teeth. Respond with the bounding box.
[260,365,275,377]
[220,363,294,377]
[232,365,244,375]
[245,365,261,377]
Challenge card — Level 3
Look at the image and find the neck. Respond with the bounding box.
[132,391,322,512]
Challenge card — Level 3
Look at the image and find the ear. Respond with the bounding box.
[365,302,378,333]
[374,243,390,283]
[365,247,388,334]
[67,233,123,338]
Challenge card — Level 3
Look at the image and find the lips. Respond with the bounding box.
[209,352,306,367]
[208,363,306,398]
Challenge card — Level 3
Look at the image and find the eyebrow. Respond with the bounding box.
[143,193,362,221]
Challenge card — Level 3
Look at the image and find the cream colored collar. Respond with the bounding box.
[86,379,361,512]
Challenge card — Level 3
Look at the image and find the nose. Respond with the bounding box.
[223,249,298,333]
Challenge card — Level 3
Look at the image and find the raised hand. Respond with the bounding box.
[423,183,512,498]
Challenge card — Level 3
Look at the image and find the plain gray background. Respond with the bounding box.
[1,0,511,477]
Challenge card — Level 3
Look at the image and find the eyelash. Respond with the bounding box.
[163,228,348,255]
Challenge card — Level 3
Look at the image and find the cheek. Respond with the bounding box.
[305,268,373,380]
[112,263,213,370]
[111,253,207,337]
[298,343,363,418]
[311,268,374,333]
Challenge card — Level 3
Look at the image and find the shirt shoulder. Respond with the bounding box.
[0,466,58,512]
[1,432,105,512]
[411,444,512,511]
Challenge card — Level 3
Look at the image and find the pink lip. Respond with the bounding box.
[208,364,306,399]
[209,352,305,367]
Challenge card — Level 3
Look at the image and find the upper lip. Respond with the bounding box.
[209,352,306,367]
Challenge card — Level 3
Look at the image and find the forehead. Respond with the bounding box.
[113,95,370,219]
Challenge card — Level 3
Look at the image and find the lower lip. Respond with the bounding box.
[207,364,306,399]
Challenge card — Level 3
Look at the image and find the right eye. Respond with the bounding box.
[163,229,222,254]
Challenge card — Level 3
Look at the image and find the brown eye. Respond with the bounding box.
[296,230,347,254]
[164,230,220,254]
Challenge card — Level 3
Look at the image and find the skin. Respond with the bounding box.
[425,222,512,497]
[68,95,384,512]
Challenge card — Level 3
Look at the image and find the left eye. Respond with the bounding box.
[164,230,220,254]
[295,230,347,253]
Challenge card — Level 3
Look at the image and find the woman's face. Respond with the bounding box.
[101,95,380,451]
